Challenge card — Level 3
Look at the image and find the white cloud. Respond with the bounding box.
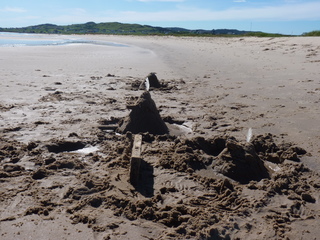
[0,7,27,13]
[26,1,320,26]
[121,1,320,22]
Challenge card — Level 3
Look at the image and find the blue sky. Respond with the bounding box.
[0,0,319,35]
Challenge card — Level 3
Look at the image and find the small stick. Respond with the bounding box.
[130,134,142,186]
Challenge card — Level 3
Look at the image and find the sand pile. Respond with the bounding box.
[139,72,161,90]
[127,73,177,92]
[214,139,270,184]
[117,91,169,135]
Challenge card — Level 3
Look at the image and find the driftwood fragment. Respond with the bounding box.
[130,134,142,186]
[97,124,118,131]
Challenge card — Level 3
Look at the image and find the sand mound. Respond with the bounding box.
[159,136,226,173]
[214,139,270,183]
[159,134,307,184]
[139,72,161,90]
[252,133,307,163]
[159,136,270,184]
[117,91,169,135]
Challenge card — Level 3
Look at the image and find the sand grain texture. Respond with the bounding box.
[1,36,320,239]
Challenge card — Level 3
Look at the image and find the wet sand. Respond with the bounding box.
[1,35,320,239]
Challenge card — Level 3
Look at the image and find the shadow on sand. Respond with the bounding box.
[134,159,154,198]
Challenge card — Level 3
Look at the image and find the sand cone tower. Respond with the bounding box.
[118,91,169,135]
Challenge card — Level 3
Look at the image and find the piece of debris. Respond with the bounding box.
[130,134,142,186]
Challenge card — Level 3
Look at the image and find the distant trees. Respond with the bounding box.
[302,31,320,36]
[0,22,298,36]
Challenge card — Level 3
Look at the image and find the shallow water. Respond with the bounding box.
[0,32,128,47]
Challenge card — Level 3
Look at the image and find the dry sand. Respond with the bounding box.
[1,35,320,239]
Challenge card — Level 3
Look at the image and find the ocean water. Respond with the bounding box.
[0,32,127,47]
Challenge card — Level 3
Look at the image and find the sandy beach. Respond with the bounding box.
[1,35,320,239]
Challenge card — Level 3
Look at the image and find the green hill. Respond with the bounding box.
[0,21,286,36]
[0,22,187,34]
[0,22,244,35]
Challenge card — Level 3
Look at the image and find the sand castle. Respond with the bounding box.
[117,91,169,135]
[139,72,162,90]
